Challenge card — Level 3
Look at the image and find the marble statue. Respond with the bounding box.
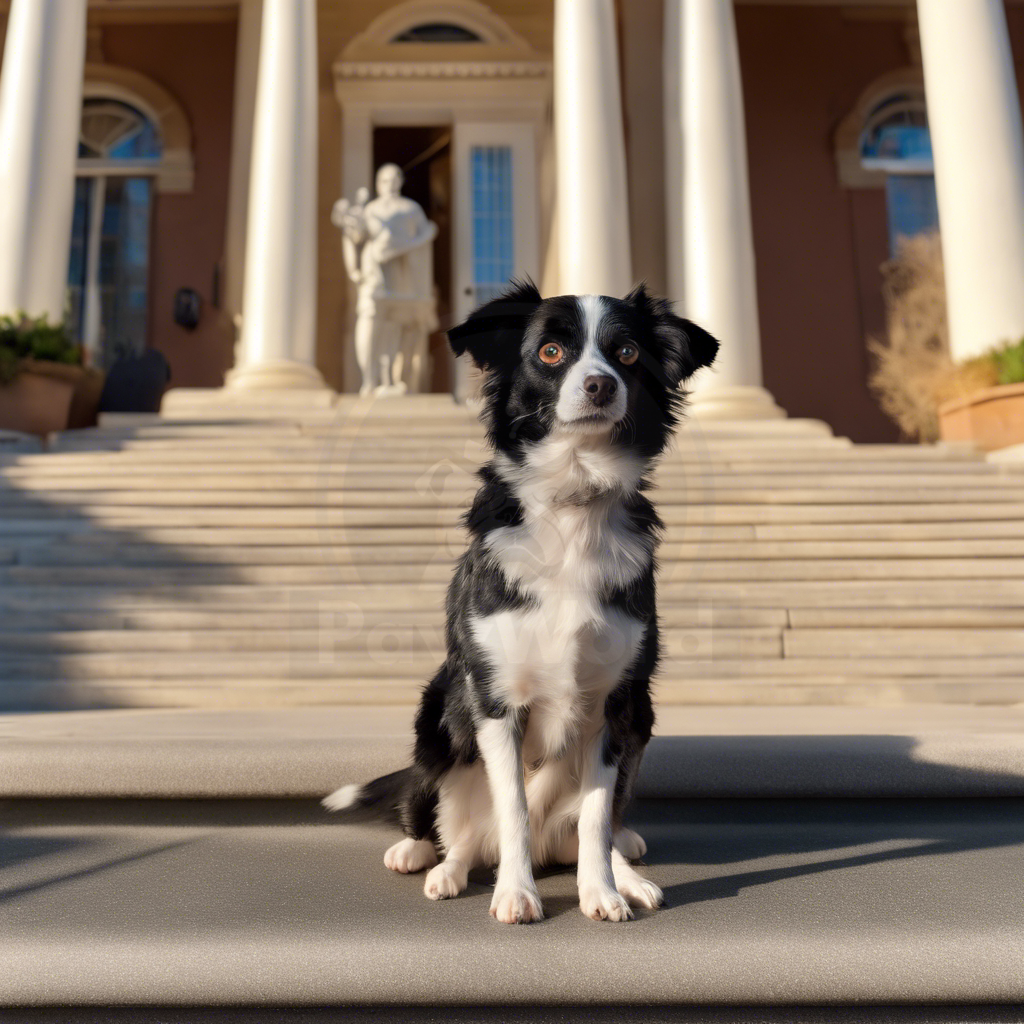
[333,163,439,396]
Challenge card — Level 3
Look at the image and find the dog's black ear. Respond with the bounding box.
[625,282,719,386]
[448,278,542,369]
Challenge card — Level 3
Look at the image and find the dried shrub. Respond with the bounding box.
[868,232,957,442]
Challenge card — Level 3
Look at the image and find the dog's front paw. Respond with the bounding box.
[579,885,634,922]
[424,861,468,900]
[614,827,647,861]
[384,838,438,874]
[490,885,544,924]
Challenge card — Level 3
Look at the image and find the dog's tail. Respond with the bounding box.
[322,767,410,820]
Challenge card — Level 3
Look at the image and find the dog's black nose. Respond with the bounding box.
[583,375,618,407]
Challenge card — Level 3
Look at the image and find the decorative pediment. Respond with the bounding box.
[338,0,543,66]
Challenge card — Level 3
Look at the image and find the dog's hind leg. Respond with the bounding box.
[423,831,479,900]
[384,837,438,873]
[385,780,439,874]
[614,827,647,861]
[611,846,663,909]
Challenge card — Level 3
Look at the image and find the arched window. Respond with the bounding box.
[391,22,483,43]
[835,75,939,257]
[68,98,161,369]
[859,92,938,256]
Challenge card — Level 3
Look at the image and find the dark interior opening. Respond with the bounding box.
[373,125,452,394]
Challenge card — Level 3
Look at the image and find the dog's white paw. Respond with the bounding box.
[424,861,468,900]
[613,866,664,910]
[579,884,634,922]
[614,827,647,861]
[384,838,438,874]
[490,885,544,924]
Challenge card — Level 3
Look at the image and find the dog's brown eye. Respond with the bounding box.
[617,344,639,366]
[539,342,563,365]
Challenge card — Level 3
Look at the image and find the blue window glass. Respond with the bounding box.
[392,22,481,42]
[860,96,940,255]
[470,145,514,304]
[885,175,939,254]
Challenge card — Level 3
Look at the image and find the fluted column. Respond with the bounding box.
[228,0,326,391]
[554,0,632,296]
[0,0,87,322]
[917,0,1024,362]
[664,0,784,419]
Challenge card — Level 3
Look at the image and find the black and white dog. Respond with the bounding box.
[325,280,718,923]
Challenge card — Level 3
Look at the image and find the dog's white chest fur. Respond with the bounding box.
[469,435,651,760]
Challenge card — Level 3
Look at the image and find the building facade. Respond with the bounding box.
[1,0,1024,441]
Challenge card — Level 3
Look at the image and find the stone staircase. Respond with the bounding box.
[1,393,1023,710]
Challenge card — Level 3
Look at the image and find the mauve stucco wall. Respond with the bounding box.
[732,5,909,441]
[101,21,237,388]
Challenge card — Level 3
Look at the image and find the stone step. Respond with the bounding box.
[7,502,1024,527]
[3,578,1024,609]
[42,436,852,454]
[10,450,993,477]
[11,538,1019,565]
[0,626,784,658]
[6,793,1024,1007]
[0,582,450,611]
[1,456,1007,479]
[4,557,1024,586]
[785,628,1024,657]
[1,651,1021,681]
[7,703,1024,798]
[790,607,1024,628]
[0,604,789,633]
[2,518,1021,544]
[6,464,1013,485]
[49,523,760,545]
[9,487,1024,508]
[6,676,1024,709]
[3,604,1022,635]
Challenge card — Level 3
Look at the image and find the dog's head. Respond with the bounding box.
[448,279,719,461]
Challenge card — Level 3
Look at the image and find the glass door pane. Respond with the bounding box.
[99,177,151,368]
[67,175,152,369]
[67,178,92,341]
[471,145,514,305]
[885,174,939,255]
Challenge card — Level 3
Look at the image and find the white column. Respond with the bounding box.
[917,0,1024,362]
[554,0,632,296]
[228,0,326,391]
[224,0,263,334]
[664,0,784,419]
[0,0,87,322]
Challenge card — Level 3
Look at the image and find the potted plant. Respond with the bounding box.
[868,232,1024,450]
[934,340,1024,450]
[0,315,103,436]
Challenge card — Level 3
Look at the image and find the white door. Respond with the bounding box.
[452,122,539,396]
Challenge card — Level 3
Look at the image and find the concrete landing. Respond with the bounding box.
[4,797,1024,1006]
[7,705,1024,798]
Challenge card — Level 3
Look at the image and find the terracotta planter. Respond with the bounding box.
[938,382,1024,451]
[0,359,103,436]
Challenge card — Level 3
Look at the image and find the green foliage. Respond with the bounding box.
[993,337,1024,386]
[0,314,81,384]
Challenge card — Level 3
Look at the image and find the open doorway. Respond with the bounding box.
[373,125,452,393]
